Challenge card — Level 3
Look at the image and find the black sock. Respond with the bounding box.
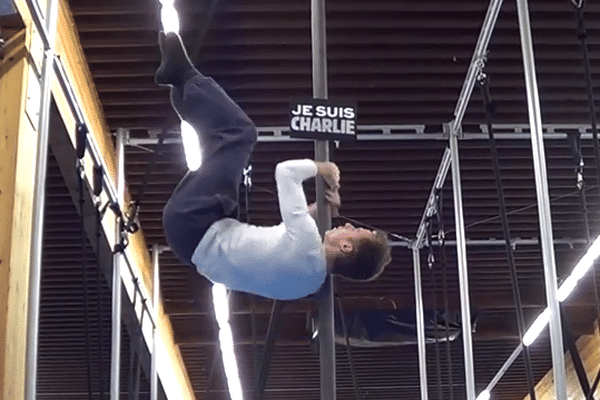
[155,31,198,87]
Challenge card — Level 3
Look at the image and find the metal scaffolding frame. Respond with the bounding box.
[410,0,568,399]
[21,1,160,399]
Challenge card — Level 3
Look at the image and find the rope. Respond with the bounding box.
[477,69,537,399]
[571,0,600,321]
[336,296,362,400]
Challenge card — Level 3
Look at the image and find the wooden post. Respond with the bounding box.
[0,26,41,400]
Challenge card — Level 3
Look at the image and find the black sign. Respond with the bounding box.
[289,100,357,141]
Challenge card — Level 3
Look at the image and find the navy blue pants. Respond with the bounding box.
[162,74,257,266]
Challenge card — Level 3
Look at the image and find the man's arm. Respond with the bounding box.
[275,159,341,223]
[309,162,341,220]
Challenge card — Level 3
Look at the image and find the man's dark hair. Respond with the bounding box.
[334,229,392,281]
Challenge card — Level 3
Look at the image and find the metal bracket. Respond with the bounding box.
[443,122,463,139]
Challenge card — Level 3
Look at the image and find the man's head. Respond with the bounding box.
[323,223,392,281]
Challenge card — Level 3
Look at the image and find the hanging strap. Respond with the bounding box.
[133,296,146,400]
[127,278,146,400]
[93,165,107,399]
[434,188,454,399]
[477,69,538,400]
[76,124,94,400]
[336,296,362,400]
[78,165,94,400]
[123,132,167,237]
[426,219,443,399]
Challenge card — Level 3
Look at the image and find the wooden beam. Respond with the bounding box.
[523,320,600,400]
[0,24,38,400]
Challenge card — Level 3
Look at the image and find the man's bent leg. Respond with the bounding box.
[158,32,257,265]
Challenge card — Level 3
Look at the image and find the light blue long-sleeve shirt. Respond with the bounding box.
[191,159,326,300]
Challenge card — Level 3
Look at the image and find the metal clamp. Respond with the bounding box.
[443,122,463,139]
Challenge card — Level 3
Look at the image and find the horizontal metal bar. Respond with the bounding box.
[158,237,587,251]
[133,124,600,146]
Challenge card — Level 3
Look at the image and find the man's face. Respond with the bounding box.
[324,223,377,247]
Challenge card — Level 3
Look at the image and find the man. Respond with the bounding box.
[156,31,392,300]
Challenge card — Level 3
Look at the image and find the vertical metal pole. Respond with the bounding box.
[151,245,160,400]
[412,247,429,400]
[449,134,476,400]
[25,0,59,398]
[514,0,567,398]
[311,0,335,399]
[111,128,126,400]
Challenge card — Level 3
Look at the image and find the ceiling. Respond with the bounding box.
[31,0,600,399]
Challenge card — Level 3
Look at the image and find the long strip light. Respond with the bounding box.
[476,389,491,400]
[212,284,244,400]
[180,121,202,171]
[158,2,243,399]
[522,232,600,347]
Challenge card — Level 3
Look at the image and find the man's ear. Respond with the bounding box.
[340,240,353,254]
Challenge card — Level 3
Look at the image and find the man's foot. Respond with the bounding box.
[155,31,197,87]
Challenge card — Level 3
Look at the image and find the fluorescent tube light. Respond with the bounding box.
[476,390,491,400]
[160,3,180,34]
[180,121,202,171]
[523,308,552,346]
[212,284,244,400]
